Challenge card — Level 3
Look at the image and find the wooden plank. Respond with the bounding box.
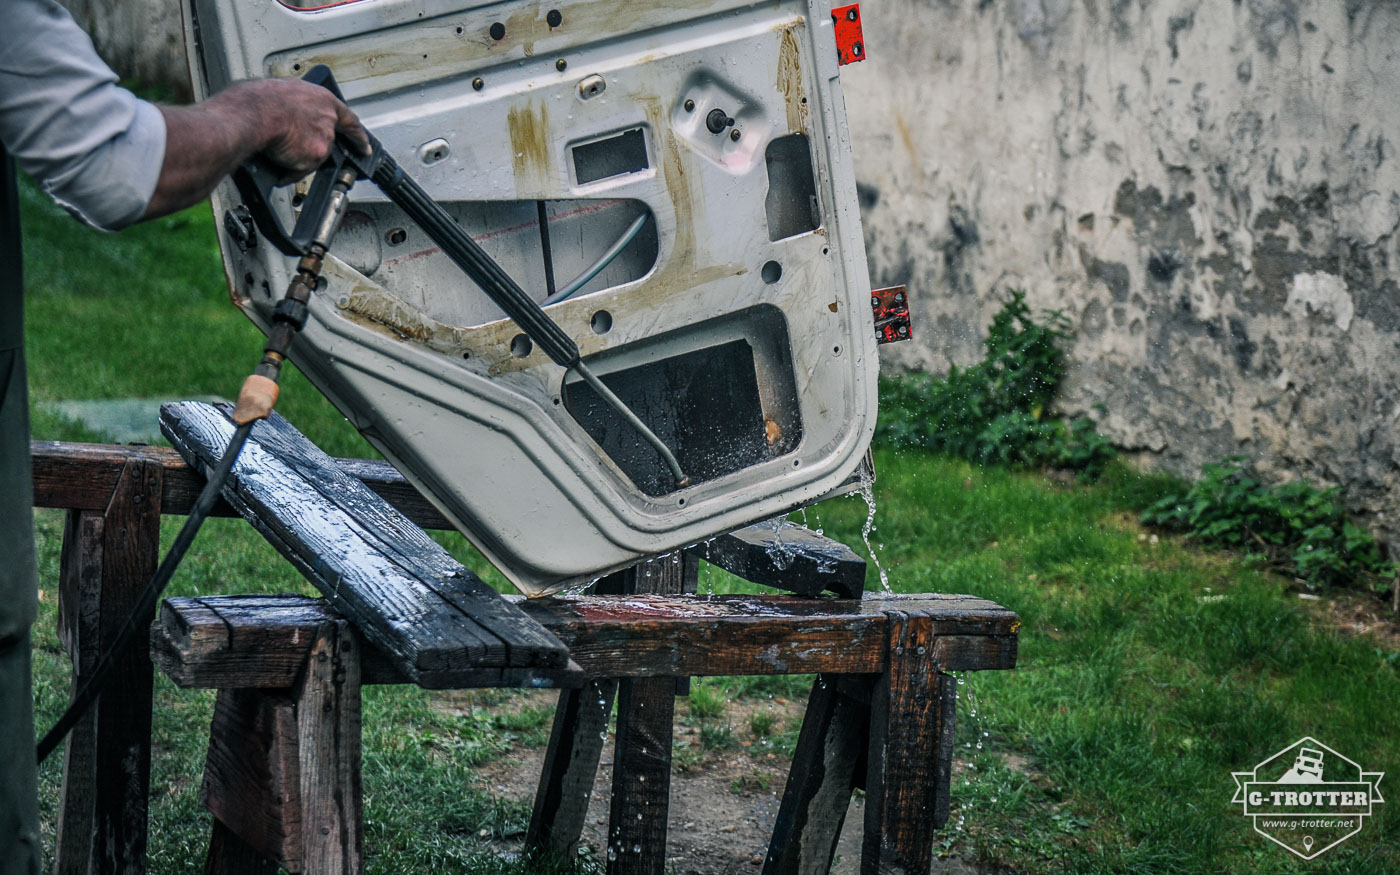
[31,441,451,529]
[861,610,949,875]
[201,689,303,870]
[761,674,868,873]
[54,510,103,875]
[204,820,280,875]
[689,519,866,598]
[74,459,162,875]
[604,557,687,874]
[526,679,619,856]
[763,675,869,875]
[159,402,567,685]
[153,593,1020,687]
[294,621,364,875]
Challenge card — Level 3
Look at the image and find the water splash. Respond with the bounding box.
[761,516,798,571]
[856,470,890,591]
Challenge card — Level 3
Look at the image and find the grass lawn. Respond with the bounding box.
[19,178,1400,873]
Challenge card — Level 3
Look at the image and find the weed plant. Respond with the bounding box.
[875,291,1114,479]
[1142,456,1395,591]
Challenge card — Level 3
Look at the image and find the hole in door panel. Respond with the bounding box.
[764,133,820,241]
[351,198,657,327]
[562,306,802,497]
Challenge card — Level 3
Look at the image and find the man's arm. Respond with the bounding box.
[1,0,367,230]
[144,79,369,221]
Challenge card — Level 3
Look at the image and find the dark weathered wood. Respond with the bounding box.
[294,621,364,875]
[763,675,869,875]
[861,611,952,875]
[689,518,867,598]
[526,679,619,856]
[607,675,674,874]
[201,622,363,875]
[159,401,568,685]
[154,593,1019,687]
[204,820,279,875]
[603,557,687,874]
[54,459,163,875]
[55,510,103,875]
[32,440,451,529]
[202,689,303,870]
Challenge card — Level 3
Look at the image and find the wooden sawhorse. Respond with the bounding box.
[154,588,1017,874]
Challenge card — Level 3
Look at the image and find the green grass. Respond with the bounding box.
[19,176,1400,873]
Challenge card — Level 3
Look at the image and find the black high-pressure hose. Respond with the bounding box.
[35,165,357,765]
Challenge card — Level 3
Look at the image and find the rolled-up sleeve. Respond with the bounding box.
[0,0,167,230]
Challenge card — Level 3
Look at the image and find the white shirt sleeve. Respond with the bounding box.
[0,0,167,230]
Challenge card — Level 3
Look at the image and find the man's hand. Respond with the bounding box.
[242,78,370,174]
[142,78,369,221]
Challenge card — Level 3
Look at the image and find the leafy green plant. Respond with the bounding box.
[1141,456,1394,589]
[875,291,1114,479]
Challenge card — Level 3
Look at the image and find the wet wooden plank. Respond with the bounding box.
[526,679,618,857]
[31,440,450,529]
[54,460,163,875]
[604,558,687,874]
[154,593,1019,686]
[158,402,568,685]
[689,518,866,598]
[763,675,869,875]
[861,610,957,875]
[201,689,303,870]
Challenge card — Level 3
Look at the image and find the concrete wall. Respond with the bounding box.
[59,0,192,99]
[844,0,1400,550]
[60,0,1400,548]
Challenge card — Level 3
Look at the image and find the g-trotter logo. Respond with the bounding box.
[1231,737,1384,859]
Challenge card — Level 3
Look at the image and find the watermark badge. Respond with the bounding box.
[1231,737,1384,859]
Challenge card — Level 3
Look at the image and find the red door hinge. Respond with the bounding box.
[832,4,866,66]
[872,285,911,343]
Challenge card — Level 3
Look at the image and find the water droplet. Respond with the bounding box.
[856,470,890,590]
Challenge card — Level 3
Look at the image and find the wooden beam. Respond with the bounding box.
[159,402,570,686]
[31,440,451,530]
[154,593,1019,688]
[861,611,959,875]
[605,558,687,874]
[200,622,364,875]
[763,676,869,874]
[689,519,866,598]
[55,459,163,875]
[526,678,618,857]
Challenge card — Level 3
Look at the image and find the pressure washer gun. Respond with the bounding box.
[228,65,687,484]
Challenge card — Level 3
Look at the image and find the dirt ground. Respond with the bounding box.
[447,690,985,874]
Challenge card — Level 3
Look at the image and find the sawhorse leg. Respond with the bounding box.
[201,620,363,875]
[55,459,163,875]
[766,612,958,875]
[527,554,696,871]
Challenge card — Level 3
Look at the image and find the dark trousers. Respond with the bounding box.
[1,145,43,875]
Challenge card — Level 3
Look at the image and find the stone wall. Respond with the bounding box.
[844,0,1400,551]
[58,0,1400,549]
